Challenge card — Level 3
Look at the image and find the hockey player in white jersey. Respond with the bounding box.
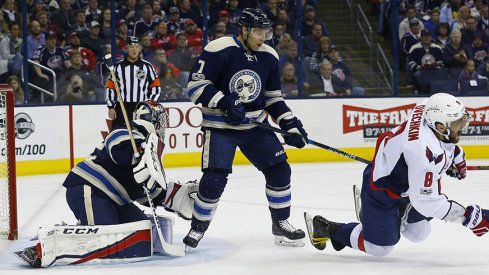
[305,93,489,256]
[15,101,197,267]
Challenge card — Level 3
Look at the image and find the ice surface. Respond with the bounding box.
[1,162,488,275]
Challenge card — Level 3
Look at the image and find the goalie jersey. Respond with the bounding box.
[187,36,292,130]
[62,128,164,205]
[371,99,465,220]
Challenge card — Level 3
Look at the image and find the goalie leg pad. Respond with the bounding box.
[29,220,153,267]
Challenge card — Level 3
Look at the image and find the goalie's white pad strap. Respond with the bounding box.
[143,133,166,188]
[37,220,152,267]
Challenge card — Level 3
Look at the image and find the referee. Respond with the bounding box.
[106,36,161,128]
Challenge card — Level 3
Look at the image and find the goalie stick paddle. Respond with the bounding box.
[250,120,371,164]
[250,120,485,170]
[105,54,185,257]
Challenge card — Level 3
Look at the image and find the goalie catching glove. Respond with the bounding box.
[133,132,166,191]
[278,117,308,148]
[162,180,199,220]
[463,204,489,237]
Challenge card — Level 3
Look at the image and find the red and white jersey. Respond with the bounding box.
[371,99,465,220]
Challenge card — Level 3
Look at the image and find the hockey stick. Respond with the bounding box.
[250,120,371,164]
[250,120,485,170]
[104,54,185,257]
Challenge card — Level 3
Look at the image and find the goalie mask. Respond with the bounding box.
[133,100,168,140]
[424,93,470,140]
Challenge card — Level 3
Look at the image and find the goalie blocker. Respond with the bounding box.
[15,216,175,268]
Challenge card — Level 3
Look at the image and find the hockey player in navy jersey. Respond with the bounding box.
[16,101,198,267]
[184,7,308,248]
[305,93,489,257]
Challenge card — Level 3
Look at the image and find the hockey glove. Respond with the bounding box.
[133,157,157,191]
[279,117,308,148]
[217,93,245,126]
[463,204,489,237]
[133,133,166,191]
[446,146,467,180]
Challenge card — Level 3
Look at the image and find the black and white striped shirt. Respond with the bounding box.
[106,58,161,108]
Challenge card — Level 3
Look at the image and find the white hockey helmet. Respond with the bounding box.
[424,93,469,135]
[133,100,168,140]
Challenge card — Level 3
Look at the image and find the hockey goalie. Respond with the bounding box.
[15,101,198,267]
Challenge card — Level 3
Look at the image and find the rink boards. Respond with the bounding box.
[10,97,489,176]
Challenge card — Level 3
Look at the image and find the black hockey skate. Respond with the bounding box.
[272,219,305,247]
[183,229,204,249]
[14,245,41,268]
[304,212,345,251]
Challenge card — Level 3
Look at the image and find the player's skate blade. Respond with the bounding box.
[183,229,204,248]
[14,246,41,268]
[272,219,305,247]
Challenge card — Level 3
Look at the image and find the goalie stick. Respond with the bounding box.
[104,54,185,257]
[250,120,486,171]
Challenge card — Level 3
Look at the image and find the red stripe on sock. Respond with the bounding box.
[358,232,365,252]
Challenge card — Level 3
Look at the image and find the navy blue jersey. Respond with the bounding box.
[32,46,68,72]
[63,128,163,205]
[187,36,292,130]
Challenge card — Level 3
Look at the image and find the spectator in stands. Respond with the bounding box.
[408,29,446,93]
[399,5,424,41]
[179,0,202,27]
[167,32,198,87]
[133,4,159,37]
[183,19,203,54]
[462,16,486,45]
[301,5,327,38]
[71,9,90,38]
[140,32,155,62]
[7,75,24,104]
[435,22,450,47]
[279,41,309,89]
[85,0,101,23]
[2,0,18,27]
[268,23,284,48]
[263,0,279,23]
[26,20,45,59]
[302,23,324,57]
[151,48,181,79]
[451,5,471,31]
[160,67,185,100]
[60,50,99,102]
[401,19,422,71]
[150,21,176,51]
[65,31,97,72]
[58,74,93,103]
[51,0,74,33]
[280,62,298,97]
[478,4,489,37]
[29,0,48,22]
[306,36,330,73]
[309,60,350,96]
[218,9,239,35]
[0,22,22,61]
[167,6,184,35]
[210,30,225,41]
[471,0,484,20]
[327,45,365,96]
[226,0,242,29]
[31,31,71,102]
[465,32,489,67]
[100,7,112,40]
[440,0,459,25]
[116,19,128,54]
[276,32,293,56]
[458,58,486,81]
[276,8,294,35]
[81,21,107,60]
[444,29,468,78]
[36,11,50,33]
[152,0,167,22]
[423,8,441,38]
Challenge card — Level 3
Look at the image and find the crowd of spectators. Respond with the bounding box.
[0,0,367,104]
[376,0,489,95]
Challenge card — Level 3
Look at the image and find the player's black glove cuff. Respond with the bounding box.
[217,93,245,126]
[279,117,308,148]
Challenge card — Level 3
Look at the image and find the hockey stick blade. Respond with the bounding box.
[467,165,489,170]
[250,120,371,164]
[143,187,185,257]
